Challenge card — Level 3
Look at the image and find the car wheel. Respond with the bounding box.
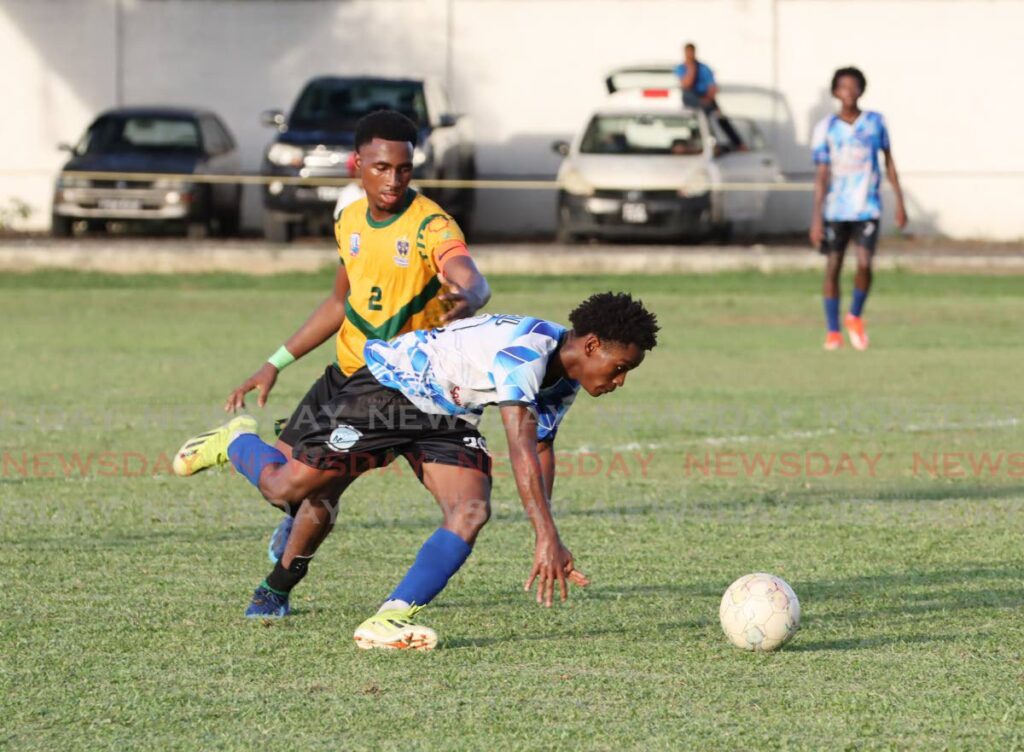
[263,214,294,243]
[51,213,73,238]
[555,205,580,244]
[186,220,210,240]
[217,204,241,237]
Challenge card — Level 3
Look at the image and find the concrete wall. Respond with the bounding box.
[2,0,1023,239]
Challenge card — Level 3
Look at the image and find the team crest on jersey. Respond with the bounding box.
[393,237,410,267]
[349,233,361,257]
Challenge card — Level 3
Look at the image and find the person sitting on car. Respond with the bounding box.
[675,42,744,150]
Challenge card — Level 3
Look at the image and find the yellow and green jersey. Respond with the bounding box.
[333,189,470,375]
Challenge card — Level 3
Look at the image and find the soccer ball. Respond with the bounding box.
[719,573,800,651]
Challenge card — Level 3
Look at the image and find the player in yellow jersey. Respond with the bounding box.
[176,111,490,618]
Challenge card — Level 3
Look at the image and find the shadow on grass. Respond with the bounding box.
[444,618,704,650]
[789,631,980,652]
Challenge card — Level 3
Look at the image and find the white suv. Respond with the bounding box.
[552,68,781,241]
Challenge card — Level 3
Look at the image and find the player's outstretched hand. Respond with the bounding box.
[438,273,481,324]
[524,536,590,607]
[224,363,278,412]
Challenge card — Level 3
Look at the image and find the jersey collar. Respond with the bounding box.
[365,189,417,229]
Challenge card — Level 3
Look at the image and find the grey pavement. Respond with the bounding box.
[1,237,1022,275]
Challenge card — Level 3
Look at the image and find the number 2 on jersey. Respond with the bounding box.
[368,286,383,311]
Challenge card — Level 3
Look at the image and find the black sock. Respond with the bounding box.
[264,555,312,595]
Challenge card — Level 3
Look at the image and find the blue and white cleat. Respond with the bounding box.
[245,585,290,619]
[268,515,294,564]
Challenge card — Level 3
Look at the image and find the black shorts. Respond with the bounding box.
[278,365,492,480]
[819,220,880,255]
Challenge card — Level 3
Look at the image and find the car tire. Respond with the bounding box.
[186,220,210,240]
[263,214,294,243]
[555,204,580,244]
[51,213,73,238]
[217,203,241,237]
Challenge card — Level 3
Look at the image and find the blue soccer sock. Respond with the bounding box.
[823,296,841,333]
[387,528,473,607]
[228,433,286,488]
[850,287,869,317]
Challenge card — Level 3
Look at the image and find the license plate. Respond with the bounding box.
[622,202,648,223]
[316,185,343,202]
[98,198,142,210]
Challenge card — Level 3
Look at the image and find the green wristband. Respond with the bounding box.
[267,345,296,371]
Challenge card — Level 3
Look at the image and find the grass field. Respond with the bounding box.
[1,269,1022,750]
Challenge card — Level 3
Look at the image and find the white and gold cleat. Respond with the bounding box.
[353,605,438,651]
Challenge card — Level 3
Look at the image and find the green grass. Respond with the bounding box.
[1,270,1022,750]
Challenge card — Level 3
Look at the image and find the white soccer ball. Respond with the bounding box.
[719,573,800,651]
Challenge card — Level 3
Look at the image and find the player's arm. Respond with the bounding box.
[537,439,556,499]
[438,256,490,323]
[809,162,830,247]
[500,404,589,607]
[225,264,351,411]
[882,148,908,229]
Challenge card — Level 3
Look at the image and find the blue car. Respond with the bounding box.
[52,107,242,238]
[260,76,476,242]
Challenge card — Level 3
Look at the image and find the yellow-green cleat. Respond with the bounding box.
[172,415,258,477]
[353,605,438,651]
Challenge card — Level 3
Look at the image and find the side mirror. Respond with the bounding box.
[261,109,286,129]
[58,142,75,154]
[438,113,459,128]
[551,140,570,157]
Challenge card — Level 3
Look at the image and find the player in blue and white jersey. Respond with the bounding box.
[172,293,659,650]
[810,66,907,351]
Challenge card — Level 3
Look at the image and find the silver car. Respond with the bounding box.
[553,73,781,242]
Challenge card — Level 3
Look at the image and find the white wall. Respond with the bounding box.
[1,0,1022,239]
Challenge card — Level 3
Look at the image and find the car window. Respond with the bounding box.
[580,114,703,155]
[711,115,766,151]
[81,115,202,154]
[290,80,428,130]
[199,116,233,156]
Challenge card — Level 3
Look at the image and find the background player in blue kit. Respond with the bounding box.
[810,66,907,351]
[173,293,659,650]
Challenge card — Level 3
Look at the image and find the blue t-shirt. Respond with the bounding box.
[811,111,891,222]
[364,314,580,443]
[674,62,716,95]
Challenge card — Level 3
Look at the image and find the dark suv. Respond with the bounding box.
[260,76,476,242]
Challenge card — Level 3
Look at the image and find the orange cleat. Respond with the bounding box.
[845,314,869,351]
[823,331,843,351]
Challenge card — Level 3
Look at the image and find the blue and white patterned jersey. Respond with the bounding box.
[811,111,891,221]
[364,314,581,442]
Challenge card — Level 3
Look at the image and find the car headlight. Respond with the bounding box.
[679,168,710,197]
[412,145,430,169]
[560,166,594,197]
[58,174,90,189]
[267,143,304,167]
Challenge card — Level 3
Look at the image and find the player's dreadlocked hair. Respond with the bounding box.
[355,110,419,150]
[831,66,867,94]
[569,292,659,351]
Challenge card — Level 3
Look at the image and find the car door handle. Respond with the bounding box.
[761,158,773,166]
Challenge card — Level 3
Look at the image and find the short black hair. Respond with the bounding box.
[569,292,659,351]
[354,110,418,150]
[831,66,866,94]
[684,42,696,51]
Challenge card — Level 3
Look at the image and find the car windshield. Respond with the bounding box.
[79,115,202,154]
[580,113,703,155]
[289,80,428,129]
